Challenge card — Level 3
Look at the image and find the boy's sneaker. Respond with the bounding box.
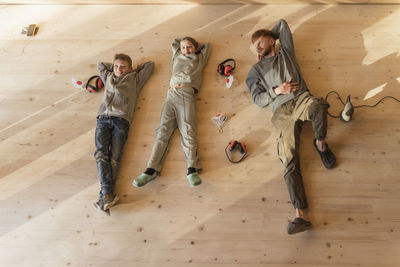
[187,172,202,187]
[93,199,110,215]
[102,193,119,210]
[93,198,110,215]
[93,198,105,211]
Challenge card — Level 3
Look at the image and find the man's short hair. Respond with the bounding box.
[114,53,132,67]
[251,29,276,44]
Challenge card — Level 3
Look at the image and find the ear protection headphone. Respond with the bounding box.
[217,58,236,77]
[85,75,104,93]
[225,140,247,163]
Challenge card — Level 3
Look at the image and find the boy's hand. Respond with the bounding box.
[134,64,145,73]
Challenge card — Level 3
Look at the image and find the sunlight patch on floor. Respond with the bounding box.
[0,129,94,201]
[0,5,196,40]
[363,82,386,100]
[362,8,400,65]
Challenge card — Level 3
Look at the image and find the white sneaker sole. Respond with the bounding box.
[93,202,110,216]
[103,195,119,210]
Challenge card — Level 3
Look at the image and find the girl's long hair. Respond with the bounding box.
[182,37,200,53]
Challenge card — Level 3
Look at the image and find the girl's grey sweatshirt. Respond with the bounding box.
[169,39,211,93]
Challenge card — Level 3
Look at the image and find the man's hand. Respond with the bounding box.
[274,81,300,95]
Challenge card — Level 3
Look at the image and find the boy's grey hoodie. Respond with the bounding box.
[97,61,155,123]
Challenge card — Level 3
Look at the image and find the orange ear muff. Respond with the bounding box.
[228,140,238,151]
[225,140,247,163]
[224,65,233,76]
[238,142,247,154]
[217,58,236,77]
[86,84,97,93]
[96,77,103,89]
[86,75,104,93]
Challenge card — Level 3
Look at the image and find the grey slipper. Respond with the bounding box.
[132,172,158,187]
[187,172,202,187]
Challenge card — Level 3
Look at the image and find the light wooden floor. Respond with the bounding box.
[0,3,400,267]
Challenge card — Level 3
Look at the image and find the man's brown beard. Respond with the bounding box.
[261,47,273,57]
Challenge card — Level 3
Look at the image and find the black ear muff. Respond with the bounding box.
[217,63,225,76]
[86,75,104,93]
[217,58,236,77]
[225,140,247,163]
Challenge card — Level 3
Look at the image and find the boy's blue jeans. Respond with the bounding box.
[94,115,130,198]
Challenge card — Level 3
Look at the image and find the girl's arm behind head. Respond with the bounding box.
[171,38,182,63]
[199,43,211,65]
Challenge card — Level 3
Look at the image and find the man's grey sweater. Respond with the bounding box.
[97,61,155,123]
[246,19,309,113]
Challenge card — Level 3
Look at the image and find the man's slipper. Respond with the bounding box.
[287,217,312,235]
[313,139,336,169]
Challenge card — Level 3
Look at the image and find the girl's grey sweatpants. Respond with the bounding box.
[147,87,200,172]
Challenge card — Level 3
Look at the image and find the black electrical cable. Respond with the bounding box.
[353,96,400,108]
[325,91,343,118]
[325,90,400,118]
[325,91,345,105]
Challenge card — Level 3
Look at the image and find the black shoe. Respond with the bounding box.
[314,139,336,169]
[287,217,312,235]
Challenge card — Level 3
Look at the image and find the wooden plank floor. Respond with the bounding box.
[3,1,400,4]
[0,3,400,267]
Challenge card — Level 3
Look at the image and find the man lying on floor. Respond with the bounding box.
[246,19,336,235]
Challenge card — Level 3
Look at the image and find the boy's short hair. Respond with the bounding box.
[114,53,132,67]
[251,29,276,44]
